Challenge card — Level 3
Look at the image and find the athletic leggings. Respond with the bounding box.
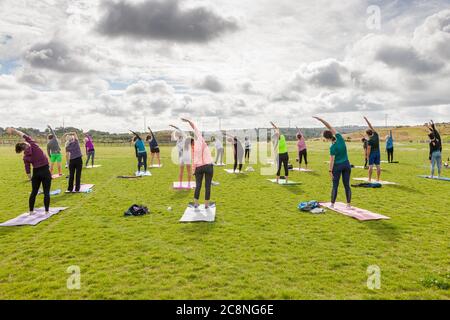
[298,149,307,165]
[215,148,224,164]
[245,148,250,162]
[137,152,147,172]
[331,160,352,204]
[431,150,442,177]
[194,164,214,201]
[387,148,394,163]
[30,165,52,212]
[86,150,95,167]
[277,152,289,177]
[68,157,83,192]
[234,153,243,172]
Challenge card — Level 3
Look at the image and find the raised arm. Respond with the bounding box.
[6,127,26,138]
[129,130,141,140]
[47,125,57,138]
[312,117,337,135]
[270,122,280,136]
[363,116,375,132]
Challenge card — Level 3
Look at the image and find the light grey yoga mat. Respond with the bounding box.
[179,205,216,222]
[0,207,68,227]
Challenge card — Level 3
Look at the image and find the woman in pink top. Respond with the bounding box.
[181,118,214,209]
[296,127,308,170]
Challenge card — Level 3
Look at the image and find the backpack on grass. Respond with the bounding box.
[124,204,149,216]
[298,200,320,211]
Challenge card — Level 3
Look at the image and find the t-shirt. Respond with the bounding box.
[368,132,379,154]
[215,139,223,150]
[66,140,83,160]
[330,133,348,164]
[85,136,95,152]
[386,136,393,149]
[135,139,146,155]
[23,135,49,174]
[278,135,287,154]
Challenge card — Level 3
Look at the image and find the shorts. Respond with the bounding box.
[151,147,160,154]
[369,151,380,166]
[50,153,62,163]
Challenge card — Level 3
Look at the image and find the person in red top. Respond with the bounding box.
[7,127,52,215]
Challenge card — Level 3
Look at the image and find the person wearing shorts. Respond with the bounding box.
[147,126,161,167]
[47,125,62,176]
[170,125,192,188]
[364,116,381,182]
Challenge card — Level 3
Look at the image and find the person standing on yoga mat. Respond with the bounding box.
[426,120,442,178]
[170,124,192,188]
[296,127,308,170]
[364,116,381,182]
[131,131,147,173]
[63,132,83,192]
[270,122,289,184]
[312,117,351,208]
[213,136,224,165]
[7,128,52,215]
[181,118,214,209]
[361,137,369,168]
[225,133,244,172]
[244,136,251,163]
[84,133,95,168]
[46,125,62,176]
[386,130,394,163]
[146,126,161,167]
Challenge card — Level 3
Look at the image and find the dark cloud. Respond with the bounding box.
[97,0,239,43]
[24,40,91,73]
[376,45,444,74]
[196,75,225,92]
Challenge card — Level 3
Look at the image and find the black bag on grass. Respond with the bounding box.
[124,204,149,216]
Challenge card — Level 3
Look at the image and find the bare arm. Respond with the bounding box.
[363,116,375,132]
[270,122,280,136]
[6,127,26,138]
[312,117,336,135]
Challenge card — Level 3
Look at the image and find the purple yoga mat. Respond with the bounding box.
[0,207,68,227]
[320,202,390,221]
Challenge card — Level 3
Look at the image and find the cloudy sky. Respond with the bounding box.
[0,0,449,132]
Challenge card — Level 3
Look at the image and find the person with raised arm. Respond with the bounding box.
[312,117,351,208]
[224,132,244,173]
[146,126,161,167]
[181,118,214,209]
[6,127,52,215]
[296,126,308,170]
[213,135,224,165]
[386,130,394,163]
[130,130,148,174]
[244,136,251,163]
[63,131,83,192]
[426,120,442,178]
[47,125,62,176]
[364,116,381,182]
[84,133,95,168]
[270,122,289,184]
[170,124,192,188]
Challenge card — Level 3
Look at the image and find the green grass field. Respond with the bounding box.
[0,142,449,299]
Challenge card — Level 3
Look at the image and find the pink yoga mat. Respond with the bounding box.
[52,174,63,179]
[0,207,68,227]
[173,182,196,189]
[320,202,390,221]
[66,184,94,193]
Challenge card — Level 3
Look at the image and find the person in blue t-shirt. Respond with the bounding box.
[385,130,394,163]
[131,130,147,173]
[364,116,381,182]
[313,116,352,208]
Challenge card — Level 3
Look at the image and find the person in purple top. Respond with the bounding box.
[6,127,52,215]
[84,133,95,167]
[63,132,83,192]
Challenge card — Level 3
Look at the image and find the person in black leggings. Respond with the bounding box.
[64,132,83,192]
[7,127,52,214]
[313,117,351,208]
[225,134,244,172]
[270,122,289,183]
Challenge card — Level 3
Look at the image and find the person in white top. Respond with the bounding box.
[244,136,251,163]
[170,124,193,188]
[213,135,224,165]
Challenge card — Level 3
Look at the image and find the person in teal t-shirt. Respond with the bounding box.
[270,121,289,184]
[313,116,352,208]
